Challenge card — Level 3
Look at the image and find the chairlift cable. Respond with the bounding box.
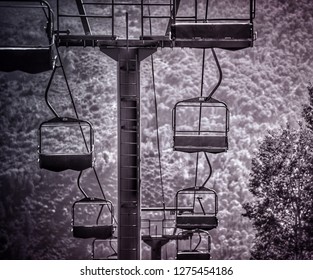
[194,0,212,199]
[44,65,59,118]
[193,49,221,190]
[55,48,118,225]
[55,47,89,152]
[202,153,212,187]
[194,49,206,189]
[77,170,88,198]
[205,48,222,102]
[194,0,210,189]
[109,239,117,257]
[96,205,104,224]
[194,231,202,251]
[148,2,166,219]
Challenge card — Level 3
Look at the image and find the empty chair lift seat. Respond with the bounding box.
[175,187,219,230]
[72,197,115,239]
[176,215,218,231]
[38,117,94,172]
[73,225,114,239]
[171,21,253,49]
[39,153,93,172]
[171,22,252,40]
[173,97,229,153]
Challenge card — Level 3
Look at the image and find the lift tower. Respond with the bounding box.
[56,0,255,260]
[102,47,156,259]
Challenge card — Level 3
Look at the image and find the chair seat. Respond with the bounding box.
[174,135,228,153]
[73,225,114,239]
[171,22,252,40]
[176,215,218,230]
[176,250,210,260]
[171,22,253,49]
[39,153,93,172]
[0,47,54,73]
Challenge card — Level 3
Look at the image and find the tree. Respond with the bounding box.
[243,86,313,259]
[302,83,313,130]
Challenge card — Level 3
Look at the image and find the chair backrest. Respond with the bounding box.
[175,186,218,219]
[38,117,94,171]
[0,1,55,73]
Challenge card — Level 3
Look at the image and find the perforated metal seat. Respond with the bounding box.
[169,0,255,50]
[38,117,94,172]
[72,197,115,240]
[176,215,218,230]
[175,187,218,231]
[39,153,93,172]
[174,135,227,153]
[172,97,229,154]
[171,22,252,40]
[171,22,253,49]
[73,225,114,239]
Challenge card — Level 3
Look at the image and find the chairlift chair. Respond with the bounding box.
[72,197,115,240]
[172,96,229,153]
[38,117,94,172]
[175,186,218,231]
[0,1,55,73]
[170,0,256,50]
[176,229,211,260]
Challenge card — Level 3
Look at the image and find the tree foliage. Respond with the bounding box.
[244,126,313,259]
[244,86,313,259]
[302,83,313,130]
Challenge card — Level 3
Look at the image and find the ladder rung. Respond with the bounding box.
[120,188,138,191]
[120,82,137,85]
[120,201,138,205]
[120,210,137,214]
[121,177,137,181]
[121,95,137,98]
[120,107,138,110]
[121,118,138,121]
[121,129,137,133]
[120,69,138,73]
[120,138,138,141]
[121,129,137,132]
[121,97,138,101]
[120,103,137,106]
[120,145,138,148]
